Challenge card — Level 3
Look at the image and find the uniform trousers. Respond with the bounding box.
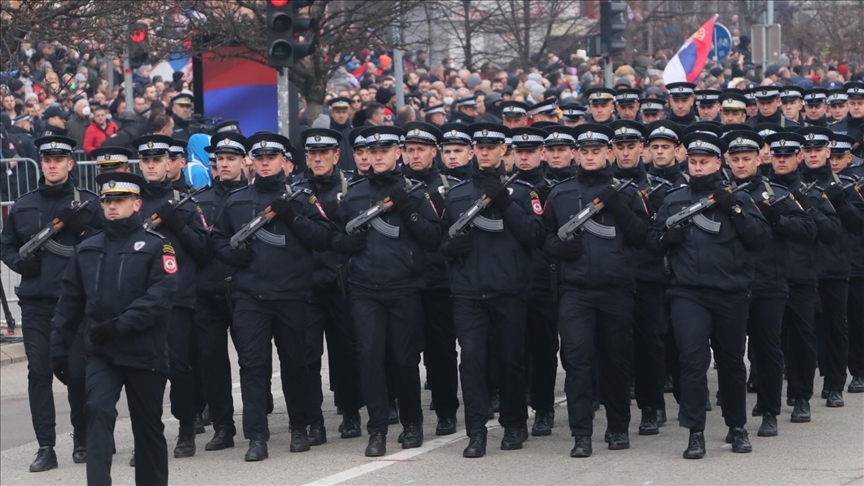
[817,279,849,392]
[194,295,235,432]
[351,289,423,434]
[669,288,748,432]
[748,294,787,416]
[232,294,310,440]
[847,277,864,379]
[633,282,668,411]
[558,288,633,436]
[454,296,528,435]
[168,307,196,428]
[420,288,460,419]
[85,355,168,486]
[22,299,86,446]
[784,283,819,401]
[526,290,559,414]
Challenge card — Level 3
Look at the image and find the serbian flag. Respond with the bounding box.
[663,14,718,84]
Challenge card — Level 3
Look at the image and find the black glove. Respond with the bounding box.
[791,190,811,210]
[56,207,86,236]
[335,232,366,254]
[757,202,781,225]
[231,246,254,267]
[89,319,119,346]
[446,233,472,256]
[17,256,41,277]
[52,357,69,385]
[270,197,297,223]
[824,183,846,206]
[155,202,185,233]
[712,188,737,213]
[663,226,685,245]
[388,187,412,216]
[484,180,512,211]
[597,186,624,215]
[557,237,583,260]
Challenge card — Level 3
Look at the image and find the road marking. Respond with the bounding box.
[301,394,568,486]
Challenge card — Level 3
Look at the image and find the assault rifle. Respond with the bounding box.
[230,188,310,249]
[447,174,519,238]
[142,186,208,231]
[345,180,426,238]
[768,181,816,206]
[556,179,634,240]
[19,199,92,260]
[665,183,747,234]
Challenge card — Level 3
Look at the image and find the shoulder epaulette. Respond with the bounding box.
[514,179,535,190]
[228,184,252,196]
[838,174,857,183]
[14,187,39,201]
[75,187,99,197]
[347,178,366,188]
[145,228,167,240]
[447,179,471,191]
[666,185,689,195]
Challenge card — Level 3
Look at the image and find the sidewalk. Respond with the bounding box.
[0,327,26,367]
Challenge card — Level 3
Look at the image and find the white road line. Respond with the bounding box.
[301,394,569,486]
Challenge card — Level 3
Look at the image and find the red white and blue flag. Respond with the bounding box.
[663,14,718,84]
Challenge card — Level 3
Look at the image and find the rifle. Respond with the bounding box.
[229,187,310,249]
[345,180,427,238]
[0,280,16,335]
[642,176,673,198]
[143,186,208,231]
[556,179,634,241]
[665,183,747,234]
[768,181,816,206]
[447,174,519,238]
[19,199,92,261]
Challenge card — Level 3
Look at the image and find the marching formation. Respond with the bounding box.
[2,79,863,486]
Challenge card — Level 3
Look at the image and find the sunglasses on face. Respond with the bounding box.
[351,99,361,103]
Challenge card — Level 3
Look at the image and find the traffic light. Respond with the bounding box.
[129,22,149,69]
[266,0,317,68]
[600,0,627,58]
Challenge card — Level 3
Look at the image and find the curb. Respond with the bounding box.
[0,342,27,367]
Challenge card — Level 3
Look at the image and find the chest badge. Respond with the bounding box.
[133,241,146,251]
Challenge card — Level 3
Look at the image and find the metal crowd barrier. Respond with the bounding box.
[2,158,41,305]
[75,160,141,193]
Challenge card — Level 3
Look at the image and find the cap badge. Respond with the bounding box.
[412,129,419,136]
[553,132,560,138]
[808,133,815,140]
[482,129,489,137]
[586,131,593,138]
[736,137,743,144]
[261,140,268,147]
[696,140,703,147]
[374,133,381,141]
[762,90,767,95]
[658,127,666,132]
[450,130,457,137]
[221,138,230,146]
[314,134,321,142]
[855,87,860,93]
[50,141,57,148]
[678,87,684,92]
[108,180,116,188]
[831,140,837,146]
[522,134,529,140]
[618,127,627,134]
[780,139,786,146]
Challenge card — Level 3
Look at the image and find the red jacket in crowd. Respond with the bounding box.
[83,120,119,155]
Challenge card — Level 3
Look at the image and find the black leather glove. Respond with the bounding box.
[824,183,846,206]
[56,207,86,236]
[270,197,297,223]
[388,187,412,216]
[557,237,583,260]
[758,202,781,225]
[17,256,41,277]
[446,233,472,256]
[791,190,811,210]
[52,357,69,385]
[663,226,685,245]
[89,319,119,346]
[155,202,185,233]
[484,180,512,211]
[335,232,366,254]
[597,186,624,215]
[231,246,254,267]
[712,188,737,214]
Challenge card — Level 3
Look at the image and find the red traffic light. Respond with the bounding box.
[131,28,147,43]
[270,0,289,6]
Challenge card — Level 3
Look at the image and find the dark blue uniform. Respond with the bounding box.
[543,165,649,441]
[0,180,100,454]
[211,172,333,442]
[52,213,177,486]
[843,164,864,389]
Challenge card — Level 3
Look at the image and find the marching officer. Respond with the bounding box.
[91,147,133,175]
[719,93,749,125]
[798,126,864,407]
[348,127,371,179]
[292,127,364,442]
[331,125,444,457]
[1,136,101,472]
[327,97,356,171]
[745,87,801,128]
[694,89,722,121]
[441,122,544,458]
[722,129,816,437]
[614,89,642,121]
[826,90,849,124]
[829,82,864,160]
[439,123,475,181]
[167,139,190,192]
[529,99,559,124]
[542,125,578,180]
[543,123,649,457]
[560,102,587,127]
[647,132,770,459]
[665,83,698,126]
[584,88,617,125]
[52,171,177,486]
[780,87,806,125]
[766,131,841,422]
[401,121,462,437]
[211,131,332,461]
[639,98,666,125]
[132,134,210,463]
[193,132,251,452]
[803,89,831,127]
[500,101,530,129]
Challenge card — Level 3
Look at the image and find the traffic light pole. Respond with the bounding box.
[277,68,290,137]
[123,45,134,118]
[605,57,613,89]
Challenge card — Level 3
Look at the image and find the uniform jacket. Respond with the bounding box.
[518,165,558,294]
[195,176,247,298]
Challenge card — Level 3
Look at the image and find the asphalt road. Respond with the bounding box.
[1,340,862,486]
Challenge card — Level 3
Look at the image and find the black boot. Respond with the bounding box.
[205,426,235,451]
[129,450,135,467]
[531,410,554,436]
[500,425,527,450]
[290,428,311,452]
[570,436,592,458]
[72,431,87,464]
[683,431,705,459]
[309,422,327,446]
[401,421,424,449]
[365,432,386,457]
[827,390,845,407]
[244,439,268,461]
[490,390,500,413]
[821,388,829,399]
[758,414,778,437]
[663,375,674,393]
[607,432,630,450]
[786,396,796,407]
[638,407,659,435]
[29,446,58,472]
[791,398,811,423]
[848,376,864,393]
[436,416,457,436]
[174,425,196,458]
[388,400,400,425]
[201,404,212,426]
[194,413,206,434]
[657,408,667,427]
[752,403,764,417]
[730,427,752,453]
[340,411,362,439]
[463,431,487,458]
